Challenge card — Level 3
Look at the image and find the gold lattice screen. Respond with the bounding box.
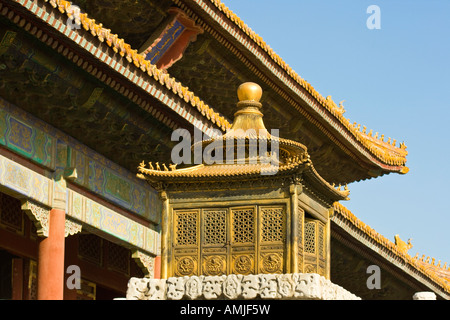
[303,218,326,275]
[171,205,286,277]
[169,204,327,278]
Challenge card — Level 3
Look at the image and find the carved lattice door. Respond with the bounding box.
[201,208,229,276]
[258,206,285,274]
[303,218,326,275]
[172,205,286,277]
[173,209,200,277]
[230,206,257,275]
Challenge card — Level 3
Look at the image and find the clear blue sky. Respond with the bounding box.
[222,0,450,265]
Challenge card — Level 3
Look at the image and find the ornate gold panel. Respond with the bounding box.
[174,209,199,246]
[259,206,285,274]
[318,222,326,276]
[304,264,316,274]
[231,254,255,275]
[171,204,288,277]
[318,223,325,259]
[202,255,227,276]
[174,255,198,276]
[297,207,304,273]
[304,220,316,255]
[231,207,256,244]
[260,252,283,273]
[260,206,284,243]
[231,206,257,275]
[173,209,200,276]
[201,208,228,276]
[170,206,329,277]
[303,218,327,277]
[202,209,227,245]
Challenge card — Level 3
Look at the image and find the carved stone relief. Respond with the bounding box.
[126,273,361,300]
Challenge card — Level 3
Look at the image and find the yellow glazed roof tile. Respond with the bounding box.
[208,0,408,167]
[44,0,231,133]
[333,202,450,294]
[41,0,407,168]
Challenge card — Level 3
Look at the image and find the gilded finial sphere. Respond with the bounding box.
[237,82,262,102]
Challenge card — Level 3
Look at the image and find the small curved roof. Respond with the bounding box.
[137,82,349,204]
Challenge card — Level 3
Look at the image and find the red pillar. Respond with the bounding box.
[154,256,161,279]
[37,208,66,300]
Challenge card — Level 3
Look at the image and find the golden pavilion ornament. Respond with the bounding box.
[137,82,349,279]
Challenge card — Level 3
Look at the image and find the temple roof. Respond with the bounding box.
[2,0,447,299]
[414,258,450,288]
[206,0,409,161]
[17,0,409,184]
[169,0,409,182]
[333,202,450,298]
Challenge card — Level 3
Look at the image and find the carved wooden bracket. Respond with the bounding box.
[132,250,155,277]
[21,200,50,238]
[139,7,203,70]
[65,216,82,237]
[21,200,82,238]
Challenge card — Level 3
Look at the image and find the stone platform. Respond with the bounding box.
[126,273,361,300]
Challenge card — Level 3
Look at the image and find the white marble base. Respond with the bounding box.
[413,292,437,300]
[126,273,361,300]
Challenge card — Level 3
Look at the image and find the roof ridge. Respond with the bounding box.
[43,0,232,132]
[333,202,450,294]
[208,0,408,166]
[40,0,407,168]
[413,254,450,272]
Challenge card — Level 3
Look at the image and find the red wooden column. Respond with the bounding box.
[154,256,161,279]
[37,208,66,300]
